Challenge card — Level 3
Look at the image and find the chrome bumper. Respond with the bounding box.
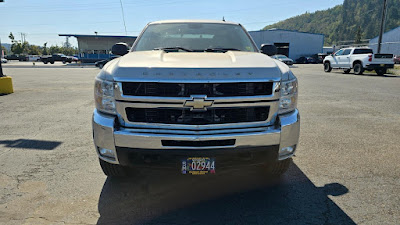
[92,109,300,164]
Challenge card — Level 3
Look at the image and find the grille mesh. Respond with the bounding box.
[125,107,269,125]
[122,82,273,97]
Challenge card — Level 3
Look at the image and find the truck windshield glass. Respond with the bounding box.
[353,49,373,54]
[133,23,257,52]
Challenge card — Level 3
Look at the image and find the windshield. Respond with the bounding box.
[133,23,257,52]
[277,55,288,59]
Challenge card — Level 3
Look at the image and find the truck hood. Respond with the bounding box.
[102,51,288,82]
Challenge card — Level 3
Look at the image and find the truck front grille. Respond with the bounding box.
[121,82,273,97]
[125,107,269,125]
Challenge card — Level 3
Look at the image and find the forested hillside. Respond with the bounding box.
[263,0,400,45]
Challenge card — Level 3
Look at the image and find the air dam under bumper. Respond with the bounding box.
[92,109,300,165]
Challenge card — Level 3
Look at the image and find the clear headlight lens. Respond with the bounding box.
[94,78,116,115]
[279,79,298,114]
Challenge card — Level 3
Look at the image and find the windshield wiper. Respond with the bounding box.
[204,48,241,52]
[154,47,193,52]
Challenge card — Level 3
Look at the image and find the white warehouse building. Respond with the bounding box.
[249,29,324,61]
[369,26,400,56]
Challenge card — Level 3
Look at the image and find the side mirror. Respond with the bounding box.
[260,44,277,56]
[112,42,129,56]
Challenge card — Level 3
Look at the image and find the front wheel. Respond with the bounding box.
[353,63,364,75]
[324,62,332,72]
[260,158,292,177]
[99,159,127,177]
[62,61,66,64]
[375,68,387,76]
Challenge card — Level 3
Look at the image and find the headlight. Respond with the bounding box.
[94,78,116,115]
[279,78,298,114]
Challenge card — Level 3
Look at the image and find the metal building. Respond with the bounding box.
[249,29,324,61]
[59,34,137,63]
[369,26,400,56]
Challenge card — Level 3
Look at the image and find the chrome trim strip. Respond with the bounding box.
[114,128,281,150]
[117,126,270,135]
[113,77,282,83]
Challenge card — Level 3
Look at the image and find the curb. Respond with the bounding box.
[0,76,14,94]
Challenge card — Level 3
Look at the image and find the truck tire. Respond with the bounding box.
[50,61,55,64]
[99,159,127,177]
[343,69,351,74]
[43,61,48,64]
[375,68,387,76]
[324,62,332,72]
[353,63,364,75]
[270,158,292,176]
[62,60,66,64]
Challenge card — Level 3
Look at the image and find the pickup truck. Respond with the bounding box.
[92,20,300,177]
[323,47,394,75]
[41,54,72,64]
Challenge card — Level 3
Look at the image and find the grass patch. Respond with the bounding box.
[388,64,400,75]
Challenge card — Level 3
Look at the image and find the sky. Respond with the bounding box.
[0,0,344,47]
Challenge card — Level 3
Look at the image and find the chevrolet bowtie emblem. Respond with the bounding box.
[184,95,214,111]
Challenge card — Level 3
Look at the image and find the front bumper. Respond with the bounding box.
[92,109,300,166]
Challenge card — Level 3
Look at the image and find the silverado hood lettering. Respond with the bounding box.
[104,51,284,82]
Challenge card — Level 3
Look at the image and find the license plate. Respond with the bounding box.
[181,157,215,175]
[380,64,385,67]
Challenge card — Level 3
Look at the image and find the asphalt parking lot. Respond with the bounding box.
[0,64,399,225]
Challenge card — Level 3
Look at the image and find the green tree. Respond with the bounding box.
[263,0,400,45]
[9,32,28,54]
[355,26,362,44]
[48,45,78,55]
[8,32,15,42]
[27,45,41,55]
[11,41,28,55]
[42,42,48,55]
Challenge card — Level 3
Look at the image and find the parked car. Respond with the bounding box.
[323,47,394,75]
[95,56,119,69]
[271,54,293,65]
[41,54,73,64]
[394,55,400,64]
[295,57,307,64]
[5,55,19,60]
[1,58,7,63]
[315,53,328,63]
[306,57,317,64]
[28,55,41,62]
[71,56,79,62]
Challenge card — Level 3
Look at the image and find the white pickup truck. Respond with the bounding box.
[323,47,394,75]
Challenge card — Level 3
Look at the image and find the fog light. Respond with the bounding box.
[279,145,296,158]
[99,148,116,159]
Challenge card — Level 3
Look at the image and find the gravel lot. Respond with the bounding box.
[0,64,399,225]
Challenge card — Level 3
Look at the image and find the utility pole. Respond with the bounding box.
[377,0,388,53]
[0,38,4,77]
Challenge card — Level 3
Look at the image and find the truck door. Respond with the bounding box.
[338,49,352,68]
[331,49,343,67]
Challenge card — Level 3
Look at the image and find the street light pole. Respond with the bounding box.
[0,37,4,77]
[0,0,3,77]
[377,0,388,53]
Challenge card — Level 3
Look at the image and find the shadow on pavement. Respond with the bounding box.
[0,139,62,150]
[97,163,355,225]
